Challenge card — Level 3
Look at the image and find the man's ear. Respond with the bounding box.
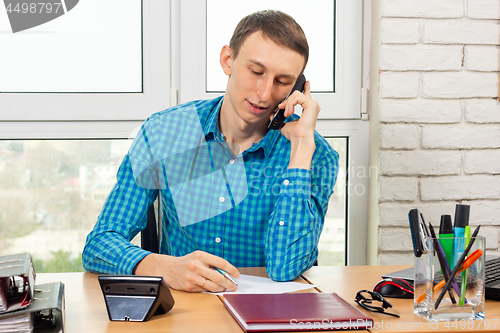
[220,45,233,76]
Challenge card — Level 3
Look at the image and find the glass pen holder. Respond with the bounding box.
[414,236,485,321]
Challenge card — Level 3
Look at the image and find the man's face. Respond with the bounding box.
[221,31,305,128]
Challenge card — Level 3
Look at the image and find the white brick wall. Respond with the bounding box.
[420,176,500,200]
[380,151,461,176]
[466,46,500,72]
[380,201,500,226]
[377,0,500,264]
[422,125,500,149]
[379,72,419,98]
[467,0,500,20]
[466,100,500,123]
[424,20,500,45]
[379,124,418,149]
[380,99,461,123]
[464,150,500,174]
[381,0,464,18]
[380,45,463,71]
[422,72,499,98]
[380,19,420,44]
[379,177,418,201]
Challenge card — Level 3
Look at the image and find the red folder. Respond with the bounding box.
[223,293,373,332]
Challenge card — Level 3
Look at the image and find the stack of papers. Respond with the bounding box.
[0,253,65,332]
[207,274,317,295]
[0,277,8,312]
[0,253,36,314]
[0,253,36,332]
[0,312,33,333]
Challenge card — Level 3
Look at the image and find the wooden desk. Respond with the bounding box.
[36,268,316,333]
[36,266,500,333]
[303,265,500,333]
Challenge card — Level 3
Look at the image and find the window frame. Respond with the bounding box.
[176,0,370,265]
[317,120,369,266]
[0,0,371,266]
[0,0,171,139]
[176,0,363,120]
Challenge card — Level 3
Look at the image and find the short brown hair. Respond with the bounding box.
[229,10,309,72]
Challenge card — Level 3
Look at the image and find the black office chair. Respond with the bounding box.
[141,194,161,254]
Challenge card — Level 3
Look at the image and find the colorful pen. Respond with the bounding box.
[459,226,472,305]
[416,248,483,304]
[428,223,460,304]
[435,225,481,309]
[215,267,238,286]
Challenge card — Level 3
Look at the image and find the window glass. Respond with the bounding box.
[0,140,131,272]
[0,0,142,92]
[206,0,334,92]
[0,137,346,271]
[318,137,347,266]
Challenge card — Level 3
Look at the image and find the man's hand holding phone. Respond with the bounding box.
[274,79,321,170]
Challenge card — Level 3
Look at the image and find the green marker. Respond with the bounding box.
[438,215,454,272]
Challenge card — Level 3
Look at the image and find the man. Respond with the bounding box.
[83,10,338,293]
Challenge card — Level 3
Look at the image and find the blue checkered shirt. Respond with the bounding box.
[82,96,339,281]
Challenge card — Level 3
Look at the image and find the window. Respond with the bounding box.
[0,0,170,136]
[0,140,131,272]
[319,138,347,265]
[316,120,370,266]
[206,0,335,93]
[0,0,369,270]
[179,0,368,265]
[178,0,363,119]
[0,0,161,271]
[1,1,142,93]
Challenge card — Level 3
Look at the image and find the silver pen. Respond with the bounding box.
[214,268,238,285]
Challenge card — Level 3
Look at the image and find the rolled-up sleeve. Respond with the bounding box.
[265,149,339,281]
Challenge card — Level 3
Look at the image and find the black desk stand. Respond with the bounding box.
[98,275,175,322]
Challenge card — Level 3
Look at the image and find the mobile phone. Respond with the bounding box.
[408,209,430,257]
[268,74,307,130]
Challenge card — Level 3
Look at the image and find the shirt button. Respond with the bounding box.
[219,196,225,203]
[215,237,221,243]
[279,221,285,226]
[229,159,235,164]
[283,179,290,185]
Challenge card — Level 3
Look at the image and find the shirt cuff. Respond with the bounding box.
[281,168,311,199]
[117,246,152,275]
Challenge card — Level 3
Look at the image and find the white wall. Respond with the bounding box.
[375,0,500,264]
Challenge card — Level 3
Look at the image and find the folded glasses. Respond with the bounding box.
[355,290,400,318]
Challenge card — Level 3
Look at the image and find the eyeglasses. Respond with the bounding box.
[355,290,400,318]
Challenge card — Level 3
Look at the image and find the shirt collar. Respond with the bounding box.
[244,126,280,159]
[203,96,224,142]
[203,95,281,159]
